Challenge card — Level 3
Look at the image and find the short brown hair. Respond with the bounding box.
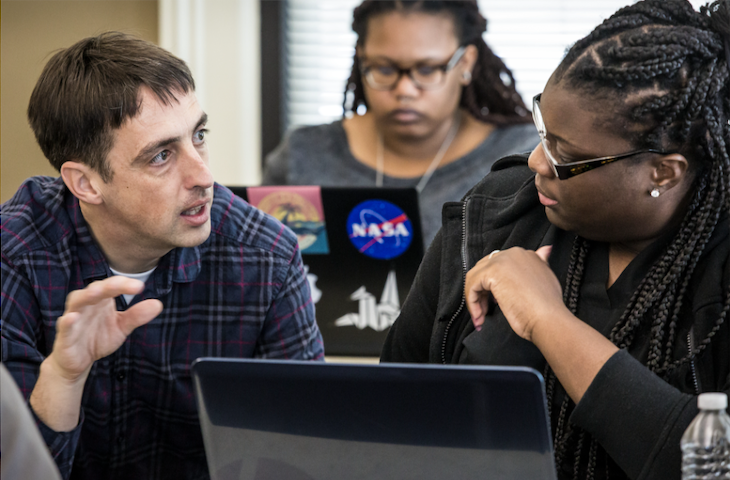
[27,32,195,181]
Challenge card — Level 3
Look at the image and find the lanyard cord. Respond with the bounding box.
[375,113,462,193]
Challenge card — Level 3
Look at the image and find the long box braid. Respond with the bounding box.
[545,1,730,478]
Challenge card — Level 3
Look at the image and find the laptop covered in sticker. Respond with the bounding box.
[228,186,424,356]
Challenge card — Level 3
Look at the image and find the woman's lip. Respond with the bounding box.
[537,190,558,207]
[388,109,423,123]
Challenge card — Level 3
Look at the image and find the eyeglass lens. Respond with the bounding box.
[363,47,465,90]
[532,96,562,176]
[366,65,446,89]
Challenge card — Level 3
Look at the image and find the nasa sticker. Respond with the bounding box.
[346,199,413,260]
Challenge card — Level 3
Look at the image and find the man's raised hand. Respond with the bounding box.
[47,276,163,381]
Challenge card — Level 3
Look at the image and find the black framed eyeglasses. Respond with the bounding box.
[360,46,467,91]
[532,93,670,180]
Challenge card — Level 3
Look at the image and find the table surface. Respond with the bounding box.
[324,356,379,364]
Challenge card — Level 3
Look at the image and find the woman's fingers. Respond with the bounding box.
[465,246,555,333]
[535,245,552,263]
[465,257,496,329]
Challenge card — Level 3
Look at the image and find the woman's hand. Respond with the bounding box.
[464,245,567,341]
[466,245,619,403]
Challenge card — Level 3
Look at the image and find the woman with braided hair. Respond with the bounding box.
[263,0,538,246]
[381,0,730,478]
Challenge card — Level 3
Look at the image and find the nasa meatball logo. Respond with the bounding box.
[346,199,413,260]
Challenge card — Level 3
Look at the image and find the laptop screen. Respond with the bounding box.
[228,186,425,356]
[192,358,557,480]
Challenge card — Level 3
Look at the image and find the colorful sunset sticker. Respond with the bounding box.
[247,186,330,254]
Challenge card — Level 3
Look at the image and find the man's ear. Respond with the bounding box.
[60,161,104,205]
[650,153,690,191]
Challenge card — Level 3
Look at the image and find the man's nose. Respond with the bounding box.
[183,147,214,190]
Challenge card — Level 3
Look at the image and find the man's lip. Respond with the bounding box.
[181,199,211,215]
[180,199,211,227]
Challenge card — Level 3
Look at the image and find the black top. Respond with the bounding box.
[382,154,730,480]
[458,225,680,368]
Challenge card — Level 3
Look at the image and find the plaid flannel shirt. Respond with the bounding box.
[1,177,324,480]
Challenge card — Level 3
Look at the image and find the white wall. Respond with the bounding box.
[0,0,159,203]
[283,0,715,131]
[159,0,262,186]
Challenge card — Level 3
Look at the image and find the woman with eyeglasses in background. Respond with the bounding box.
[382,0,730,478]
[262,0,538,246]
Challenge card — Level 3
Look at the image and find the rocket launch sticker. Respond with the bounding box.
[346,199,413,260]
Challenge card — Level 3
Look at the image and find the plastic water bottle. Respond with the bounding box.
[681,392,730,479]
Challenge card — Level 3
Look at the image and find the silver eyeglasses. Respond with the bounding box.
[532,93,670,180]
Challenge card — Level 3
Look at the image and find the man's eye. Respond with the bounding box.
[194,129,208,144]
[151,150,171,165]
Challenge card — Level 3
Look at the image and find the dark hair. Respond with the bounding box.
[27,32,195,181]
[545,1,730,477]
[342,0,531,126]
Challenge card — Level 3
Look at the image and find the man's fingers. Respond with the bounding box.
[119,299,164,335]
[65,276,146,311]
[55,311,80,337]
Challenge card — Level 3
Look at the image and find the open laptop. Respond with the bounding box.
[192,358,557,480]
[227,186,425,356]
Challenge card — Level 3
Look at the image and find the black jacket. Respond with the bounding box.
[382,154,730,480]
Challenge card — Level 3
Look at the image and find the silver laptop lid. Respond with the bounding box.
[192,358,557,480]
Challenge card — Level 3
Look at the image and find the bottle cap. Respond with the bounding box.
[697,392,728,410]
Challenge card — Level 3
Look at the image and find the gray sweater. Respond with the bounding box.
[263,120,539,246]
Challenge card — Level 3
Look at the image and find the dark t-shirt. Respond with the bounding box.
[458,225,691,479]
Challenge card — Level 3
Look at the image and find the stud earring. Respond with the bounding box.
[462,71,472,82]
[650,188,661,198]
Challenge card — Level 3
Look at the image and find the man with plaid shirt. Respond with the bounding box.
[1,32,324,479]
